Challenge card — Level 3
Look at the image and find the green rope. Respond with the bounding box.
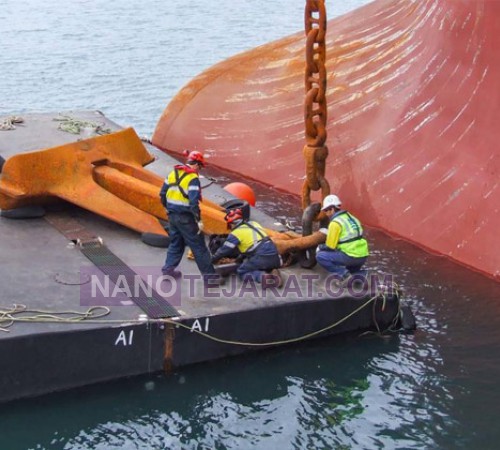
[171,294,382,347]
[53,115,111,135]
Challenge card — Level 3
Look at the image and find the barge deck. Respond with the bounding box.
[0,111,405,403]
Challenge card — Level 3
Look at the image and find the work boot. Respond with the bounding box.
[261,270,282,289]
[341,272,368,290]
[161,267,182,279]
[203,274,226,287]
[270,268,283,288]
[327,273,348,289]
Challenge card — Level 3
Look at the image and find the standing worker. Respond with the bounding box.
[211,209,283,287]
[316,194,369,279]
[159,150,220,284]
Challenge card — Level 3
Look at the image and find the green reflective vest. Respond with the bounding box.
[332,211,369,258]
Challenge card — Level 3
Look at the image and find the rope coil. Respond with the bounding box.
[53,115,111,135]
[0,304,111,332]
[0,116,24,131]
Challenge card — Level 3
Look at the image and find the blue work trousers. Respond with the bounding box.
[163,212,215,275]
[237,240,281,283]
[316,249,366,278]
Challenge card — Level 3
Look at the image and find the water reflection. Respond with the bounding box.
[2,335,404,449]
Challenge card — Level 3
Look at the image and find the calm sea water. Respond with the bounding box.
[2,1,500,449]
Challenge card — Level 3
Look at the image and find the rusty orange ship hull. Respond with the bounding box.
[153,0,500,280]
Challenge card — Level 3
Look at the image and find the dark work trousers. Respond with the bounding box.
[237,239,281,283]
[163,212,215,276]
[316,249,367,278]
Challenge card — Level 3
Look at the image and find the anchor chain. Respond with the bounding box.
[302,0,330,211]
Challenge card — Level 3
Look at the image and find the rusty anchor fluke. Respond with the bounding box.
[0,128,322,255]
[0,128,228,236]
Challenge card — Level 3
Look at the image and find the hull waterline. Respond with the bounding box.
[153,0,500,280]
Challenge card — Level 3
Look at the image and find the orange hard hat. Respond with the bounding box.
[184,150,206,167]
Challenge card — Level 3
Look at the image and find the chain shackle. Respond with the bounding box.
[302,0,330,211]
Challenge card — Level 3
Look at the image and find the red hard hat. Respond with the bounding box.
[185,150,206,167]
[224,208,244,227]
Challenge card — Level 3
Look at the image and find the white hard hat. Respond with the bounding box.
[321,194,342,210]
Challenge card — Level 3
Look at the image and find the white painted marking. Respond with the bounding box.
[115,329,134,346]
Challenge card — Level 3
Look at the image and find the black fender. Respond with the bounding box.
[399,304,417,331]
[0,205,46,219]
[141,232,170,248]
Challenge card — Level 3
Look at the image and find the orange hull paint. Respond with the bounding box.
[153,0,500,279]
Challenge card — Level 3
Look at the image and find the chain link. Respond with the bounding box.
[302,0,330,211]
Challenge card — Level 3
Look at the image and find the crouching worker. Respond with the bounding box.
[211,209,283,287]
[316,194,369,280]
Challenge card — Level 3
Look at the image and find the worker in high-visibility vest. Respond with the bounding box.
[211,208,283,287]
[159,150,220,284]
[316,194,369,278]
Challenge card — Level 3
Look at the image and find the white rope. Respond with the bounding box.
[0,116,24,131]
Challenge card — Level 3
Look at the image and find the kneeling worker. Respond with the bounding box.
[316,194,369,278]
[211,209,283,287]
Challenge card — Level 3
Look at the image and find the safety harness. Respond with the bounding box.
[169,168,190,199]
[233,221,271,254]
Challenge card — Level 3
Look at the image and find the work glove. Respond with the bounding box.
[316,244,328,253]
[197,221,205,234]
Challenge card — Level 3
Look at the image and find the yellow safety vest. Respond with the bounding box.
[165,168,199,208]
[231,221,268,253]
[332,211,369,258]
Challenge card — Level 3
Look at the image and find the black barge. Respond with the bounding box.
[0,111,412,403]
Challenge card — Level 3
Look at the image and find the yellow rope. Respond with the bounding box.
[0,294,397,346]
[171,295,382,347]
